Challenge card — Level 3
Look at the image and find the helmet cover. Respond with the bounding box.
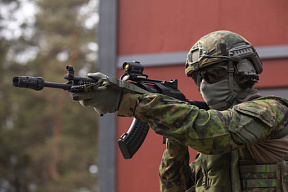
[185,30,263,77]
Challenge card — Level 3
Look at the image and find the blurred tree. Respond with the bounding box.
[0,0,99,191]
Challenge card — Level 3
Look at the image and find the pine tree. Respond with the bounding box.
[0,0,100,191]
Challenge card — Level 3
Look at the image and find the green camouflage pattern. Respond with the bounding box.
[185,30,250,76]
[240,160,288,191]
[118,93,288,191]
[240,164,277,189]
[241,188,276,192]
[159,140,193,192]
[119,94,288,153]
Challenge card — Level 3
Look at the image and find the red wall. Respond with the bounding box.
[116,1,288,191]
[118,0,288,55]
[257,59,288,88]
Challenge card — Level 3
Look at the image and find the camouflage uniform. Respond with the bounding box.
[72,30,288,191]
[118,93,288,191]
[116,31,288,191]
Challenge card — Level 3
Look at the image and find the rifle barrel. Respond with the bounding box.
[13,76,71,91]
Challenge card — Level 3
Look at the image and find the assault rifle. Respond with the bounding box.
[118,61,209,158]
[12,61,209,159]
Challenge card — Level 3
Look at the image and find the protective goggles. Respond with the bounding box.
[192,67,228,87]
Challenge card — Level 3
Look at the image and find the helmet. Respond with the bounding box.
[185,30,263,88]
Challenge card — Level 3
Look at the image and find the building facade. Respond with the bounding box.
[98,1,288,191]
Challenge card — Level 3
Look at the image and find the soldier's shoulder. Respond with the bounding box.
[233,96,288,127]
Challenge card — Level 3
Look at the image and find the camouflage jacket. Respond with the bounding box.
[118,93,288,191]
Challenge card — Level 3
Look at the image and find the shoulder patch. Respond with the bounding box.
[233,100,277,127]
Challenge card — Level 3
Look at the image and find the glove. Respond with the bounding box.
[71,72,122,115]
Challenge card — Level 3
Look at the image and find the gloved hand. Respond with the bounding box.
[71,72,122,115]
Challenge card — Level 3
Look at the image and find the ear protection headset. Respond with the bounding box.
[234,59,259,88]
[201,43,262,88]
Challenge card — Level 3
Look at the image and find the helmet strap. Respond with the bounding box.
[228,60,235,100]
[208,60,237,110]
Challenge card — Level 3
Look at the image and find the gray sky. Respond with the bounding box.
[0,0,37,40]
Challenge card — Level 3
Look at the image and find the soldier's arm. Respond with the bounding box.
[159,140,193,192]
[118,93,288,155]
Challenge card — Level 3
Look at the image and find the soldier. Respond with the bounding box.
[73,31,288,191]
